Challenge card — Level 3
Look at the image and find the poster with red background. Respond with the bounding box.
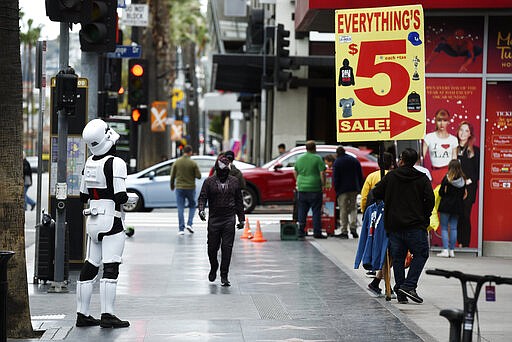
[483,82,512,242]
[425,16,484,73]
[425,78,482,248]
[487,17,512,74]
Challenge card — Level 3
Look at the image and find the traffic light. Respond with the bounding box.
[131,107,148,124]
[79,0,117,52]
[106,57,122,92]
[45,0,92,23]
[128,59,149,107]
[275,23,292,91]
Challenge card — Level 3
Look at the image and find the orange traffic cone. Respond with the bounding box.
[251,220,267,243]
[240,218,253,239]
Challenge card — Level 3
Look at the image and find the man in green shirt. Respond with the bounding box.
[170,145,201,235]
[294,140,327,239]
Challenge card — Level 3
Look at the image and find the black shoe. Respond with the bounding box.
[100,313,130,328]
[208,268,216,282]
[351,231,359,238]
[221,275,230,287]
[367,282,382,296]
[76,313,100,327]
[365,270,377,278]
[313,234,327,239]
[398,288,423,303]
[336,233,349,239]
[30,203,36,211]
[396,292,409,304]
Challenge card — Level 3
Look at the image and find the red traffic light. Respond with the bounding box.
[130,64,144,77]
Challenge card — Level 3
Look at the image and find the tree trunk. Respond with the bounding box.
[0,0,35,338]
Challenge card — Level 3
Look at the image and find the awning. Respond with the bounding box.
[203,92,241,112]
[295,0,512,32]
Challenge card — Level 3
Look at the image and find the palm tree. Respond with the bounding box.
[20,14,42,156]
[0,0,36,338]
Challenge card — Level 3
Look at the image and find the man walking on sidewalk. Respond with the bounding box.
[198,155,245,286]
[372,148,434,304]
[170,145,201,235]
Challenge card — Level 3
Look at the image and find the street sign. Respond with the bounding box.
[106,45,142,59]
[335,5,425,142]
[122,4,149,27]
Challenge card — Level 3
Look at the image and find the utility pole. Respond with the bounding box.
[49,23,73,293]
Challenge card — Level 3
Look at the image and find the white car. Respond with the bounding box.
[123,155,255,212]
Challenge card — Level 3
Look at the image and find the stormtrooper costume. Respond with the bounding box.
[76,119,131,329]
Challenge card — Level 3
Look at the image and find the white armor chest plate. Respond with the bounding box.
[84,157,109,189]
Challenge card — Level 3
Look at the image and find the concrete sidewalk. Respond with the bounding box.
[312,236,512,342]
[18,209,512,341]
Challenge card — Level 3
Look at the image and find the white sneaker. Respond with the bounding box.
[177,230,185,235]
[449,250,455,258]
[186,225,194,234]
[437,249,449,258]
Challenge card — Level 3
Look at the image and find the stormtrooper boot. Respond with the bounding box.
[99,279,129,328]
[76,280,100,327]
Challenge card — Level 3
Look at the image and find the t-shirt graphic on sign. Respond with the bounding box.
[339,98,355,118]
[338,58,355,86]
[407,91,421,112]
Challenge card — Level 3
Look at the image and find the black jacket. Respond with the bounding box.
[198,175,245,223]
[372,166,434,232]
[438,176,466,215]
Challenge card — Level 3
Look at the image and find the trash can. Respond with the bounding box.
[0,251,14,342]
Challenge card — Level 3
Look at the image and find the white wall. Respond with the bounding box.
[272,0,309,156]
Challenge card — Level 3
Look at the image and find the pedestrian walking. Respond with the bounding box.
[76,119,131,328]
[294,140,326,239]
[170,145,201,235]
[437,159,467,257]
[358,151,394,293]
[198,155,245,286]
[23,151,36,211]
[333,146,363,239]
[372,148,435,304]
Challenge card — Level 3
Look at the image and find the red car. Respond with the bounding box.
[241,145,379,213]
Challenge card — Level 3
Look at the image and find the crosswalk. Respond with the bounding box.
[124,209,292,232]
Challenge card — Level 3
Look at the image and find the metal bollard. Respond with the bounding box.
[0,251,14,342]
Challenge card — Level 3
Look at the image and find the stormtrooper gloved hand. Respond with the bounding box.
[198,211,206,221]
[236,221,245,230]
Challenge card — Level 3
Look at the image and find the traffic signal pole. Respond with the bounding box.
[49,22,72,293]
[82,52,98,120]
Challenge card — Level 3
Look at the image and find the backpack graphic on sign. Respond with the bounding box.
[407,91,421,112]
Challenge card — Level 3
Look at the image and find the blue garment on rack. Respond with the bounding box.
[354,201,388,271]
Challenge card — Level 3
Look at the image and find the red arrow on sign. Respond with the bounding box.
[338,111,422,138]
[389,111,422,138]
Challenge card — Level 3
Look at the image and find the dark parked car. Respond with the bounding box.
[240,145,379,213]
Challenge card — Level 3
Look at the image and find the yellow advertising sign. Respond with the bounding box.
[335,5,425,142]
[171,88,184,109]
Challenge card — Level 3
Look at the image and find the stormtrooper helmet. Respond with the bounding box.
[82,119,120,156]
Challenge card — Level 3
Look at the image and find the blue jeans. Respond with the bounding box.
[388,229,429,291]
[176,189,196,231]
[296,191,322,236]
[439,212,458,250]
[24,185,35,210]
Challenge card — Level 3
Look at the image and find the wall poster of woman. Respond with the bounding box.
[424,78,482,249]
[453,121,479,247]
